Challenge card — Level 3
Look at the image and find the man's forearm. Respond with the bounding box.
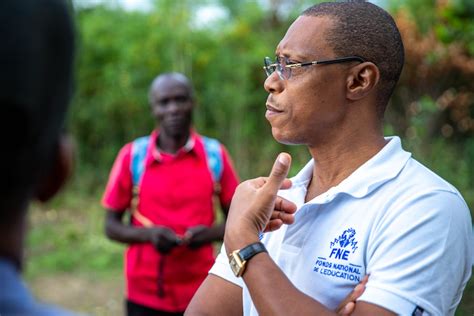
[207,222,225,242]
[105,215,151,244]
[239,250,336,316]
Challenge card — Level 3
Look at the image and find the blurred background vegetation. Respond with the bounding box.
[25,0,473,315]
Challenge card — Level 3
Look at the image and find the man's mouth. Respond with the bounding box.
[266,103,283,116]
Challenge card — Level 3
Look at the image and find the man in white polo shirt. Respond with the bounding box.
[186,1,472,316]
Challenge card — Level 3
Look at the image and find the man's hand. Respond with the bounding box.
[148,226,182,254]
[264,193,297,232]
[225,153,297,250]
[335,275,369,316]
[183,225,210,249]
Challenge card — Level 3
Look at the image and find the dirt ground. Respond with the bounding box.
[30,274,124,316]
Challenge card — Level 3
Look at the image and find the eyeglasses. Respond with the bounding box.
[263,55,366,80]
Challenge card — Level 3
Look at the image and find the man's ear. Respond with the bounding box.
[346,62,380,101]
[35,134,74,203]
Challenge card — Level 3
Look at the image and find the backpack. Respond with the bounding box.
[129,135,224,226]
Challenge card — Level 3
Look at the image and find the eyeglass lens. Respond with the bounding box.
[264,57,274,77]
[264,57,288,80]
[276,56,290,79]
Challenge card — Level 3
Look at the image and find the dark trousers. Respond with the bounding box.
[126,300,184,316]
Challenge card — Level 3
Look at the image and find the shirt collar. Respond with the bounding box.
[290,136,411,204]
[149,129,196,163]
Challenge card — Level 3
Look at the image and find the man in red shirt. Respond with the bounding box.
[102,72,239,316]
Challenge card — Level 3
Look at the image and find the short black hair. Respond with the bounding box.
[148,72,195,103]
[0,0,75,205]
[302,1,404,116]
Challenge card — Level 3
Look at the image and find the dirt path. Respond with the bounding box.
[30,274,124,316]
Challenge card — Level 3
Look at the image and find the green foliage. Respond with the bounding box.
[388,0,438,34]
[385,0,474,148]
[437,0,474,55]
[69,0,474,185]
[70,1,313,181]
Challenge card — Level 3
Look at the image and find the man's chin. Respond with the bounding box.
[271,129,298,146]
[162,122,191,135]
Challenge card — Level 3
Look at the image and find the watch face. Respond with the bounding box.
[229,252,246,277]
[230,257,241,276]
[228,243,267,277]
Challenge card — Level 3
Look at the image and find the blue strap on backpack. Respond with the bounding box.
[131,136,150,187]
[130,135,223,188]
[201,136,223,183]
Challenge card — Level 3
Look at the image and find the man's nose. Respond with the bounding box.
[166,99,181,113]
[264,71,284,94]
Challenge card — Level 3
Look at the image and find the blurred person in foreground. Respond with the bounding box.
[186,1,472,315]
[102,73,240,316]
[0,0,77,315]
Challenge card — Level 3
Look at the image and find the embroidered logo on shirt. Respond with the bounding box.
[313,227,362,282]
[329,228,359,259]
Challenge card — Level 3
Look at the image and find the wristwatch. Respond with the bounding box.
[228,242,267,277]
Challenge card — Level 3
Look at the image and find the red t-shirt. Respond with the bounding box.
[102,130,239,311]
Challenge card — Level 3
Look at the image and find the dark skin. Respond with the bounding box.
[186,16,394,316]
[105,73,229,254]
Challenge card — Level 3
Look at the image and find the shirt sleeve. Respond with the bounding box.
[209,243,244,288]
[358,189,472,316]
[218,144,239,208]
[101,143,133,211]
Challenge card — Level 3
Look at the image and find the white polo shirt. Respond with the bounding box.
[210,136,472,316]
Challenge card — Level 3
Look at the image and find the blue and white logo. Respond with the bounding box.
[329,228,359,260]
[313,227,362,282]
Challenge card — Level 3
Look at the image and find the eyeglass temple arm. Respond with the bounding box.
[287,56,366,68]
[317,56,365,64]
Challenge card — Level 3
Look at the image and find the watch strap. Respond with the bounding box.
[238,242,267,261]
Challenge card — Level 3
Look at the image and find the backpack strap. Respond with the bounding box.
[129,135,153,227]
[201,136,223,183]
[129,134,224,226]
[131,135,150,188]
[131,135,224,185]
